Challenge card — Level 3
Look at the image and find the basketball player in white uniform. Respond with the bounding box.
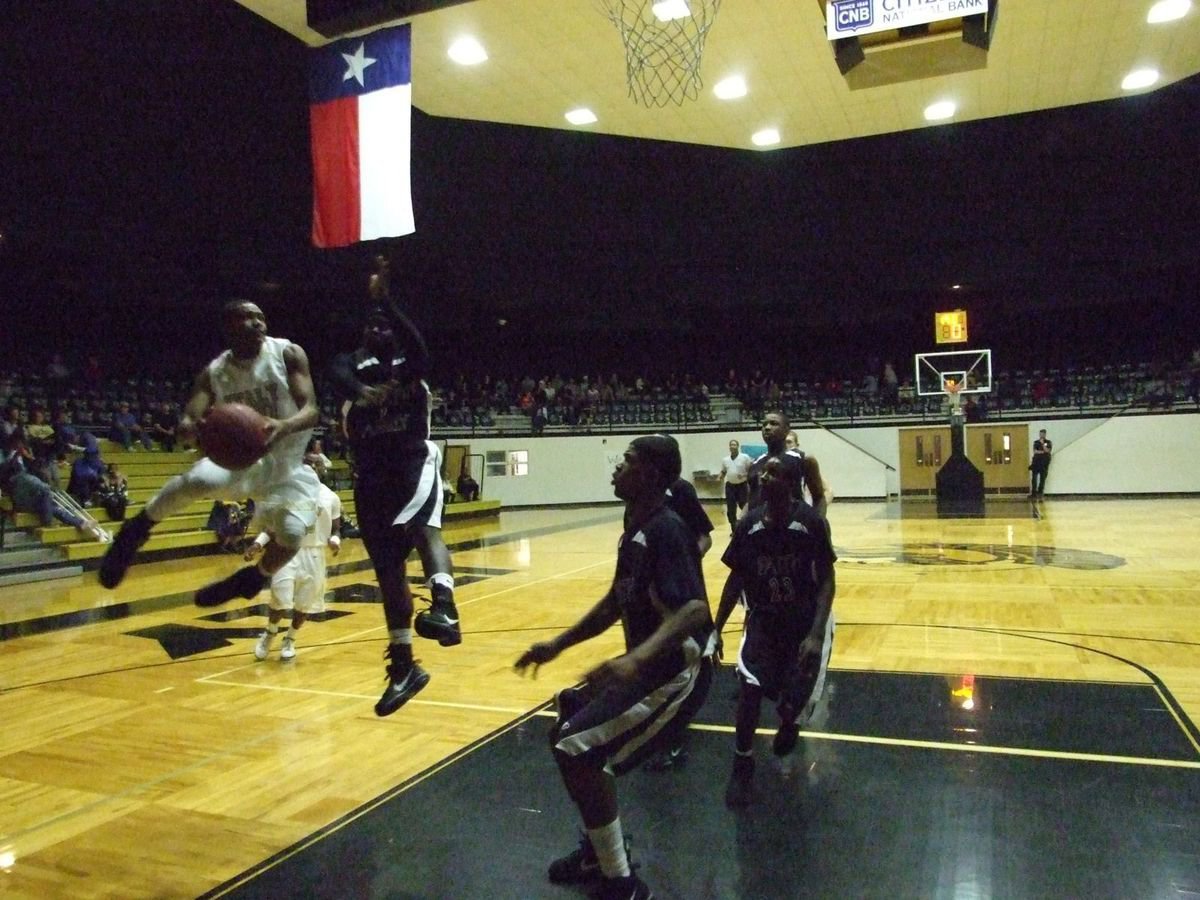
[246,480,341,660]
[100,300,321,606]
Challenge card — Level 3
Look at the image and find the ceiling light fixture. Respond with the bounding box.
[652,0,691,22]
[713,76,747,100]
[1121,67,1160,90]
[447,36,488,66]
[924,100,956,121]
[751,128,780,147]
[565,108,598,125]
[1147,0,1191,23]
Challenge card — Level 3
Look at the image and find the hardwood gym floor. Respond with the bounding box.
[2,498,1198,898]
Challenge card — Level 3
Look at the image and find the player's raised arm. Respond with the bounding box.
[266,343,320,447]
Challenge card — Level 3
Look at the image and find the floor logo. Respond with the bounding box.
[840,542,1126,570]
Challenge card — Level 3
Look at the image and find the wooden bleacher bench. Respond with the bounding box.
[8,446,500,564]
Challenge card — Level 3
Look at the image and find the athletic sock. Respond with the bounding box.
[587,819,630,879]
[265,623,280,635]
[389,628,413,644]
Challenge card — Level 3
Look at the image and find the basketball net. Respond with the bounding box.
[598,0,722,107]
[944,378,963,415]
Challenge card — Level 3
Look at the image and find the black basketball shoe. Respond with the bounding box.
[595,874,654,900]
[375,645,430,717]
[98,510,154,589]
[194,565,267,608]
[548,831,634,885]
[642,745,688,772]
[548,833,602,884]
[414,598,461,646]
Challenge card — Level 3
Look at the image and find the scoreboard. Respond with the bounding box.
[935,309,968,344]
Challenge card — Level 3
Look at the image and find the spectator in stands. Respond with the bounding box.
[1,405,22,444]
[95,463,129,521]
[1143,373,1172,410]
[52,409,83,459]
[150,401,179,451]
[1,434,106,541]
[881,362,899,407]
[23,407,57,472]
[532,400,548,436]
[110,401,152,450]
[964,395,984,423]
[1032,376,1052,406]
[67,431,105,507]
[457,459,480,502]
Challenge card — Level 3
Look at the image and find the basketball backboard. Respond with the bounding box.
[914,348,992,396]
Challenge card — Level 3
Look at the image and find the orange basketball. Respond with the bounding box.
[198,403,269,470]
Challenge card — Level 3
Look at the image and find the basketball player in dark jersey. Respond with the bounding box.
[715,456,836,807]
[329,302,461,717]
[642,456,715,772]
[746,410,827,517]
[515,436,714,900]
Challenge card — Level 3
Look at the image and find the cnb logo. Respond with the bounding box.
[831,0,873,33]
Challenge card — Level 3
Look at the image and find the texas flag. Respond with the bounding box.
[309,23,414,248]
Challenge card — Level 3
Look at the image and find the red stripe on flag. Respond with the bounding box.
[310,96,360,249]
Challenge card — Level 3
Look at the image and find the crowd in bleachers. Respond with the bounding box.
[1,353,1197,456]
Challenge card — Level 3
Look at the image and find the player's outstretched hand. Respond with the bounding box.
[515,640,561,678]
[244,542,264,563]
[713,634,725,663]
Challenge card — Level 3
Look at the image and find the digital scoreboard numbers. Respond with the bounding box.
[935,309,968,344]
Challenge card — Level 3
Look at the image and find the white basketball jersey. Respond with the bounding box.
[208,336,312,467]
[302,484,342,548]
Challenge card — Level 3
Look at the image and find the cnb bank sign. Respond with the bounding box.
[827,0,988,39]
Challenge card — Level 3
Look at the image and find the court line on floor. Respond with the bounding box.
[297,556,617,649]
[193,677,533,715]
[526,707,1200,769]
[683,722,1200,770]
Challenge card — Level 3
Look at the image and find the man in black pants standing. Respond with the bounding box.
[1029,429,1052,498]
[719,438,752,533]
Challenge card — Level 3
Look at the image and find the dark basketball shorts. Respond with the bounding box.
[736,615,823,710]
[354,440,444,571]
[549,642,712,776]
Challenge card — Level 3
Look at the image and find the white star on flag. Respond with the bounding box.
[341,43,377,86]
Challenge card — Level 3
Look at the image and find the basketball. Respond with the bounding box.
[198,403,268,470]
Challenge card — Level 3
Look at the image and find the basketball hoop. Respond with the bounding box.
[597,0,722,107]
[944,378,963,415]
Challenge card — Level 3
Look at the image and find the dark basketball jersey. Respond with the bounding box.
[331,310,432,470]
[746,448,808,510]
[612,505,712,684]
[721,500,836,634]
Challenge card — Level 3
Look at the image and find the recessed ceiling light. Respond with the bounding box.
[1122,67,1160,90]
[448,36,487,66]
[1147,0,1191,23]
[565,108,598,125]
[951,284,962,290]
[924,100,956,121]
[751,128,780,147]
[652,0,690,22]
[713,76,747,100]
